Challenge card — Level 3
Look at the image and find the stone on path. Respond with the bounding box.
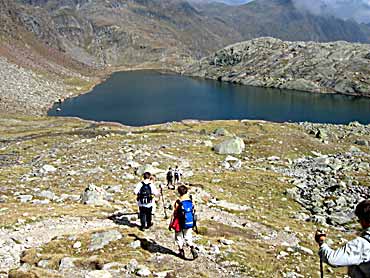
[220,238,234,245]
[59,257,77,271]
[85,270,112,278]
[130,240,141,249]
[137,266,151,277]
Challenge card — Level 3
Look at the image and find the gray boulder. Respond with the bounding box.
[85,270,112,278]
[37,259,50,269]
[89,230,122,251]
[137,266,151,277]
[355,139,368,146]
[40,164,57,174]
[214,137,245,155]
[17,195,33,203]
[80,184,110,207]
[136,164,164,176]
[315,128,328,140]
[59,257,77,271]
[38,190,56,200]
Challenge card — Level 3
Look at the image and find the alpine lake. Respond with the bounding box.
[48,70,370,126]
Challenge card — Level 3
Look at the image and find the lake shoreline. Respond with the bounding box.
[48,70,370,126]
[47,65,180,116]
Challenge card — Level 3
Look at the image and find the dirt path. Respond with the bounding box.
[0,186,299,277]
[0,217,118,276]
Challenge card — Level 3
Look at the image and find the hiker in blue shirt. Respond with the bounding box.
[169,185,199,260]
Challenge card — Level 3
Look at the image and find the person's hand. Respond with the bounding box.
[315,230,326,246]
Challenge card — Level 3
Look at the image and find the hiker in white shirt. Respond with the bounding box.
[134,172,159,231]
[315,199,370,277]
[174,165,182,184]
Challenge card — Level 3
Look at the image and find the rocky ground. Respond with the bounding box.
[184,37,370,97]
[0,115,369,277]
[0,57,70,116]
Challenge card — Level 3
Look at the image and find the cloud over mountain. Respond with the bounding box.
[292,0,370,23]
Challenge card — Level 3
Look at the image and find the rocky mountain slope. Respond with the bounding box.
[0,0,102,115]
[12,0,240,66]
[185,37,370,97]
[7,0,370,68]
[0,115,369,277]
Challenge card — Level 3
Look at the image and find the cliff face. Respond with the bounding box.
[185,37,370,97]
[11,0,242,67]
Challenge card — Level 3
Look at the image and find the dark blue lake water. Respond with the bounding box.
[48,70,370,126]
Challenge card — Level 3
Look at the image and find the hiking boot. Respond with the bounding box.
[179,249,185,259]
[191,246,199,259]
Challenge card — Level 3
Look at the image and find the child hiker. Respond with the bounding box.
[169,185,199,259]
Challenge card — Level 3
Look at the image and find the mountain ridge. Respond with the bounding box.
[185,37,370,97]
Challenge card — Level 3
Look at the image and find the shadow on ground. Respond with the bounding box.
[109,213,194,260]
[108,212,140,228]
[129,233,186,259]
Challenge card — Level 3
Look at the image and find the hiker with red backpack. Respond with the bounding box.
[134,172,159,231]
[169,185,199,260]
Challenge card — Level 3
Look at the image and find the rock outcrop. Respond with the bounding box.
[185,37,370,97]
[80,184,111,206]
[214,137,245,154]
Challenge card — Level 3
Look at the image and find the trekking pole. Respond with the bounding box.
[160,186,168,219]
[193,208,199,234]
[190,195,199,234]
[320,257,324,278]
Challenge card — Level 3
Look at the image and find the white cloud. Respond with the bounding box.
[292,0,370,23]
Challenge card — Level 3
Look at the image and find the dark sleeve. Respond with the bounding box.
[174,199,181,212]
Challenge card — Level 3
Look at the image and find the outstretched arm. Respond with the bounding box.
[319,238,367,267]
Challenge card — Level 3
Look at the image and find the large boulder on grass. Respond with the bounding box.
[214,137,245,155]
[136,164,164,176]
[80,184,110,207]
[89,230,122,251]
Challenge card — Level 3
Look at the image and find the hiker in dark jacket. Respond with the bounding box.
[315,199,370,277]
[134,172,159,231]
[166,167,174,189]
[169,185,198,259]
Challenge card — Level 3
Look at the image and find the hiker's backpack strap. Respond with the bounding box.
[361,235,370,244]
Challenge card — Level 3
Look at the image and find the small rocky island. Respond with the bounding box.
[185,37,370,97]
